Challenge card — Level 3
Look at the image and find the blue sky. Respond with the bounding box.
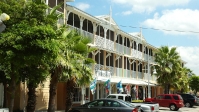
[67,0,199,75]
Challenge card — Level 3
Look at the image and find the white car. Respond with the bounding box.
[107,94,159,112]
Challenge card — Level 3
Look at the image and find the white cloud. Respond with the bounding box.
[122,11,132,15]
[177,46,199,75]
[141,9,199,36]
[75,3,90,11]
[110,0,190,14]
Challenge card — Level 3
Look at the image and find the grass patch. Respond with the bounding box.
[132,100,143,102]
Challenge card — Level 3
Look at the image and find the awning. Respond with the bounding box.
[96,77,157,86]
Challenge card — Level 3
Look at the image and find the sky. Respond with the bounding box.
[67,0,199,75]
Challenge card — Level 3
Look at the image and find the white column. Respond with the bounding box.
[148,48,151,98]
[97,83,99,99]
[64,0,66,24]
[81,86,85,104]
[80,17,84,35]
[142,86,146,100]
[109,82,111,94]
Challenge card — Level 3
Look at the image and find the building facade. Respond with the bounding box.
[0,0,165,111]
[48,0,164,110]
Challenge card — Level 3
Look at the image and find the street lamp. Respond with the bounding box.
[0,13,10,33]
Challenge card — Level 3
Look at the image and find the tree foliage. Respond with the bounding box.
[154,46,182,93]
[189,75,199,95]
[0,0,63,111]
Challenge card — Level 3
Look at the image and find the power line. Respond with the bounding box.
[121,25,199,34]
[66,20,199,34]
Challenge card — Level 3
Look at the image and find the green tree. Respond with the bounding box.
[172,67,189,93]
[154,46,182,94]
[189,75,199,95]
[47,29,95,112]
[64,32,95,112]
[0,0,61,111]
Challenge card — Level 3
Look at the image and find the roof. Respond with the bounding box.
[95,15,119,29]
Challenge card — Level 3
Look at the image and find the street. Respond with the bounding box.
[159,106,199,112]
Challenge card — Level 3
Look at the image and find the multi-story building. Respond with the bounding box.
[0,0,165,111]
[48,0,164,109]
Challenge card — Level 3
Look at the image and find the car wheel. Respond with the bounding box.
[175,108,179,111]
[169,104,177,111]
[185,102,191,107]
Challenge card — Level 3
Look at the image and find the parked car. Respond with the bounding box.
[69,98,141,112]
[195,95,199,105]
[144,94,184,111]
[178,93,197,107]
[107,94,159,112]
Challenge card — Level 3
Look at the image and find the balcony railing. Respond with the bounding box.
[131,49,143,60]
[66,26,157,63]
[106,39,114,51]
[124,46,131,55]
[132,71,136,79]
[94,35,105,48]
[116,67,123,77]
[144,54,148,61]
[138,72,142,79]
[67,25,81,34]
[94,64,157,83]
[94,64,114,78]
[115,43,123,54]
[82,30,94,43]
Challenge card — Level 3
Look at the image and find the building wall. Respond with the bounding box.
[57,82,66,110]
[16,78,51,111]
[35,78,51,110]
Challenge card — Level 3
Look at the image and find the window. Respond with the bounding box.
[125,96,131,102]
[165,95,172,99]
[88,101,98,107]
[188,94,194,98]
[118,96,123,100]
[107,95,116,98]
[97,101,104,107]
[111,101,121,107]
[156,95,164,99]
[73,88,81,102]
[173,95,179,100]
[88,100,105,107]
[105,100,112,107]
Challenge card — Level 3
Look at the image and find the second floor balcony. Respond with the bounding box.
[94,64,157,83]
[68,25,155,63]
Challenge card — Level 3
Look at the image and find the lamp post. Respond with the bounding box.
[145,63,157,98]
[147,61,151,98]
[0,13,10,33]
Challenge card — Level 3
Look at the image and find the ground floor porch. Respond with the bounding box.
[0,79,164,111]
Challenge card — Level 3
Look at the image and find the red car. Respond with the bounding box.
[144,94,184,111]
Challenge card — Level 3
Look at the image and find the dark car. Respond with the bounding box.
[69,98,141,112]
[179,93,197,107]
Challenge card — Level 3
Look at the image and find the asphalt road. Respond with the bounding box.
[159,106,199,112]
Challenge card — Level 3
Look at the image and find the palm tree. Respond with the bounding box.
[65,46,94,112]
[177,67,189,93]
[47,29,95,112]
[154,46,181,94]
